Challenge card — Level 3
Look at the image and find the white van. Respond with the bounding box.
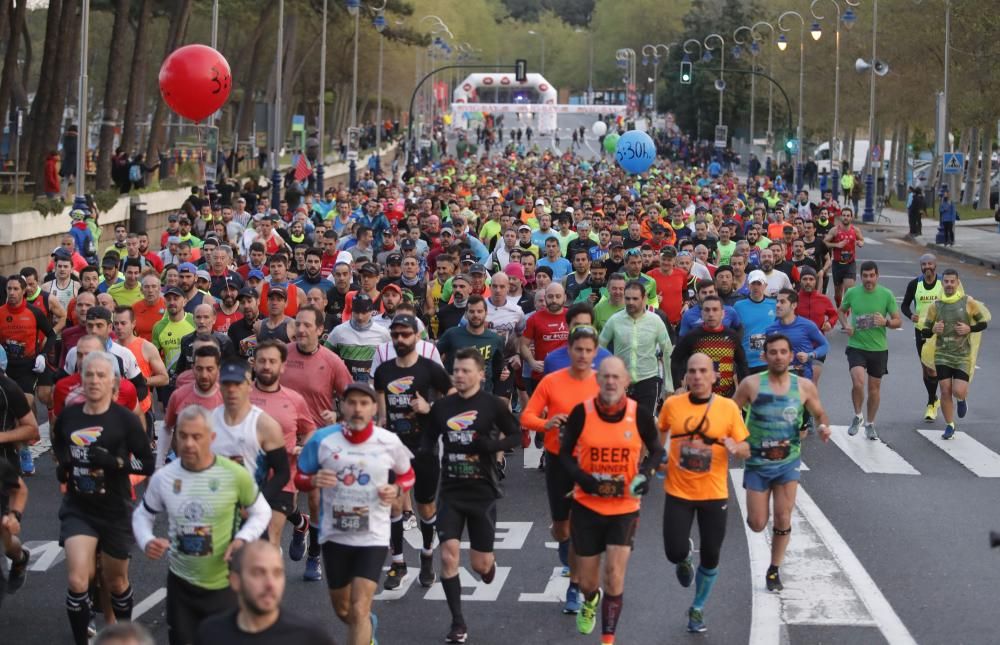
[814,140,891,174]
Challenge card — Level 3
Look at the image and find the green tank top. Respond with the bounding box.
[746,372,803,468]
[933,295,972,369]
[914,279,944,316]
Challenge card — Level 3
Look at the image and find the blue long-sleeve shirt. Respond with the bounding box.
[764,315,829,379]
[939,199,957,223]
[678,304,742,337]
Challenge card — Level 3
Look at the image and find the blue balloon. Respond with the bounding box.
[614,130,657,174]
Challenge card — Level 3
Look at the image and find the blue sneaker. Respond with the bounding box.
[943,424,956,440]
[19,447,34,476]
[288,514,309,562]
[687,607,708,633]
[560,565,570,577]
[370,612,378,645]
[303,555,323,581]
[957,399,968,419]
[562,583,582,614]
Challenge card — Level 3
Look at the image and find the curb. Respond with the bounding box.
[923,243,1000,271]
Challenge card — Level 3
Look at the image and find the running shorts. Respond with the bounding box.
[846,346,889,378]
[742,458,803,492]
[321,541,388,590]
[935,364,970,382]
[58,500,133,560]
[570,501,639,557]
[436,493,497,553]
[832,262,856,284]
[411,452,441,506]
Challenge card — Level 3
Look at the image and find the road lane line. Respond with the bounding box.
[916,429,1000,477]
[829,426,920,475]
[523,443,543,469]
[133,587,167,620]
[731,470,781,645]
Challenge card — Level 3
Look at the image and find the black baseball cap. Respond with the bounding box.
[219,359,251,384]
[163,285,185,298]
[460,250,477,264]
[343,381,377,402]
[400,238,416,250]
[390,314,419,331]
[352,293,375,313]
[359,262,380,276]
[267,285,288,299]
[469,263,488,275]
[237,287,258,300]
[386,253,402,265]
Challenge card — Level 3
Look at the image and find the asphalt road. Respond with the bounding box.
[3,228,1000,645]
[447,113,609,161]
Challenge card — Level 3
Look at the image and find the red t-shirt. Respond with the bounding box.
[213,305,243,334]
[523,308,569,374]
[648,268,689,324]
[280,344,352,428]
[164,382,223,430]
[249,384,317,493]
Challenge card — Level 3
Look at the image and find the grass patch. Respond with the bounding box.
[954,204,996,221]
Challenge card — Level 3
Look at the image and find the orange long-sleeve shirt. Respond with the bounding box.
[520,367,599,454]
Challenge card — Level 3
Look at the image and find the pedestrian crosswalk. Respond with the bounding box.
[915,429,1000,477]
[828,425,920,475]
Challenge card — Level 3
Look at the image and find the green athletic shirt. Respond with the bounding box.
[594,298,624,332]
[152,313,196,372]
[746,372,803,468]
[840,284,897,352]
[140,456,260,590]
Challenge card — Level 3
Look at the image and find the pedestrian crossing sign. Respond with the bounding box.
[943,152,964,174]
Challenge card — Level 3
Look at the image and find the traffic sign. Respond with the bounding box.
[346,150,358,162]
[714,125,728,149]
[943,152,964,175]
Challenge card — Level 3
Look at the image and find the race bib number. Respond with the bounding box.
[332,505,370,532]
[71,467,107,496]
[177,526,213,556]
[839,250,853,263]
[750,334,767,351]
[854,314,875,330]
[760,440,791,461]
[445,453,482,480]
[679,442,713,473]
[390,416,416,436]
[593,474,626,498]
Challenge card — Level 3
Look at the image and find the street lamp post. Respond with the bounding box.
[810,0,860,201]
[703,34,725,127]
[73,0,90,213]
[863,0,879,222]
[316,0,327,192]
[915,0,952,196]
[271,0,284,210]
[641,43,671,116]
[751,21,776,157]
[778,10,807,193]
[347,0,360,190]
[205,0,219,198]
[683,39,704,137]
[527,29,546,76]
[373,6,387,176]
[616,48,637,119]
[733,26,756,170]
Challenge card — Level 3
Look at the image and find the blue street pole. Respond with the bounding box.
[348,0,360,190]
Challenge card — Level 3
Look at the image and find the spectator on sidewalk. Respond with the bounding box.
[939,187,957,246]
[907,187,927,237]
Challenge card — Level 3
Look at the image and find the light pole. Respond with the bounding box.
[271,0,284,210]
[73,0,91,213]
[205,0,219,197]
[373,5,387,176]
[810,0,859,201]
[703,34,725,127]
[862,0,879,222]
[527,30,546,76]
[682,39,703,136]
[915,0,952,195]
[641,43,671,116]
[347,0,360,189]
[616,48,637,119]
[778,10,807,193]
[316,0,327,192]
[751,21,776,156]
[733,26,756,168]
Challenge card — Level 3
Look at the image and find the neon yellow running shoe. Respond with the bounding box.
[576,588,602,635]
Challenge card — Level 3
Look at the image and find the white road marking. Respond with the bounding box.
[29,422,51,459]
[424,566,511,601]
[523,443,543,469]
[132,587,167,619]
[23,540,65,571]
[829,425,920,474]
[374,566,419,601]
[917,429,1000,477]
[863,237,883,246]
[732,470,917,644]
[518,566,567,602]
[409,521,533,551]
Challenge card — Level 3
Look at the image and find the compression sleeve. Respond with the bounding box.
[669,332,694,388]
[234,492,273,543]
[558,404,592,487]
[636,407,665,476]
[733,333,749,382]
[261,447,290,503]
[33,307,57,356]
[970,321,988,333]
[129,373,149,402]
[900,278,919,320]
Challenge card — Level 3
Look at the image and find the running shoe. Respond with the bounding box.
[687,607,708,633]
[537,451,546,471]
[766,568,783,592]
[445,623,468,644]
[560,565,571,577]
[675,538,695,588]
[384,562,407,590]
[370,612,378,645]
[403,510,418,531]
[864,423,879,441]
[19,447,34,476]
[957,399,968,419]
[576,589,601,635]
[6,548,29,593]
[481,561,496,584]
[943,423,956,440]
[288,514,309,561]
[303,555,323,581]
[924,401,939,421]
[847,414,864,437]
[419,553,436,587]
[563,583,582,614]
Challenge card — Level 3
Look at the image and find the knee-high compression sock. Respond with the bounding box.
[390,515,404,561]
[557,540,569,568]
[420,514,437,554]
[307,525,321,558]
[924,375,938,405]
[66,589,91,645]
[692,566,719,611]
[286,510,304,528]
[441,574,465,626]
[601,593,623,643]
[110,585,133,622]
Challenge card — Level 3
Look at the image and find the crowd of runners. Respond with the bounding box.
[0,133,990,645]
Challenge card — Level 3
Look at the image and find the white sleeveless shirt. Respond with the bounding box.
[210,405,264,483]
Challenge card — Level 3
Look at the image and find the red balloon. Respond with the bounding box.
[158,44,232,122]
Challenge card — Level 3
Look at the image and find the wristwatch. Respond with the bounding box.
[8,509,22,522]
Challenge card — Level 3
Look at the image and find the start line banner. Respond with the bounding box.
[450,103,628,115]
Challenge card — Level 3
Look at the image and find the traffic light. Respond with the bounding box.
[515,59,527,82]
[785,138,799,154]
[679,58,692,84]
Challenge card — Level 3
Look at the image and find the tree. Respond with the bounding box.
[95,0,130,190]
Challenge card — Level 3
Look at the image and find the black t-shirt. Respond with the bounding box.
[422,389,518,498]
[51,402,154,516]
[374,357,452,448]
[802,237,829,269]
[196,609,336,645]
[325,286,351,323]
[228,315,260,361]
[0,373,31,469]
